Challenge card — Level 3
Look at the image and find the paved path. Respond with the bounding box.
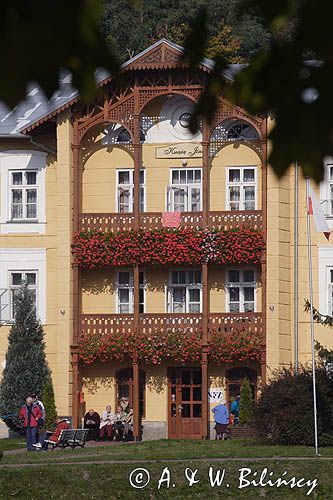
[0,456,332,468]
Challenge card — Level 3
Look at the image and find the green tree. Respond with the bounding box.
[255,366,333,445]
[0,286,50,432]
[42,376,57,430]
[206,21,243,63]
[239,377,254,425]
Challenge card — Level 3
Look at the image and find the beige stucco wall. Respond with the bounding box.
[1,102,333,428]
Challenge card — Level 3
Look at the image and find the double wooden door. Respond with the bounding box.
[168,368,202,439]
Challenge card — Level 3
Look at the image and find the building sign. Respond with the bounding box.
[155,143,203,159]
[208,387,224,403]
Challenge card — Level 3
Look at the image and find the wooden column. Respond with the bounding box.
[201,122,210,439]
[132,89,141,440]
[201,347,209,439]
[132,357,140,440]
[71,125,81,427]
[261,119,268,384]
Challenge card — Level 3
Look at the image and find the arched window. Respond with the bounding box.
[116,127,146,143]
[227,122,259,140]
[226,367,257,404]
[115,368,145,417]
[211,120,260,142]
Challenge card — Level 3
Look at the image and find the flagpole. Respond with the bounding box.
[306,177,319,456]
[294,161,299,374]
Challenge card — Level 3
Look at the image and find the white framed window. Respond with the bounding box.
[226,167,257,211]
[9,271,38,320]
[0,151,47,234]
[116,169,145,213]
[167,269,202,313]
[0,249,46,324]
[167,168,202,212]
[320,162,333,217]
[116,269,145,313]
[10,170,38,220]
[328,269,333,315]
[227,269,256,312]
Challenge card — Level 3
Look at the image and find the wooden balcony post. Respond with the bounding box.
[201,347,209,439]
[202,263,209,344]
[261,118,268,382]
[202,119,210,226]
[72,122,81,428]
[133,265,140,333]
[132,356,140,440]
[133,83,141,229]
[71,346,79,427]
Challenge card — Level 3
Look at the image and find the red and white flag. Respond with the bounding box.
[308,185,330,240]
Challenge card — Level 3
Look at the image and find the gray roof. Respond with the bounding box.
[0,39,243,137]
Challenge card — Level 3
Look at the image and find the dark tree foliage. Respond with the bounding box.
[0,286,50,432]
[0,1,118,108]
[101,0,270,62]
[255,367,333,446]
[239,377,254,425]
[42,376,57,430]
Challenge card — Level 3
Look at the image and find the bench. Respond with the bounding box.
[45,429,89,450]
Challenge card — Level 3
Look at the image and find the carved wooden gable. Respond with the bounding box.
[124,41,184,71]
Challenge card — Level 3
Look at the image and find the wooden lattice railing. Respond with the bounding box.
[80,312,264,344]
[80,210,263,232]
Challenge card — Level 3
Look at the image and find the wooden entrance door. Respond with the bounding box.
[168,368,202,439]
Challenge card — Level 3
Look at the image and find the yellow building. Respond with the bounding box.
[0,40,332,439]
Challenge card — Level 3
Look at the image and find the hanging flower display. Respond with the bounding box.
[72,227,265,268]
[208,330,263,364]
[78,329,263,365]
[78,329,202,365]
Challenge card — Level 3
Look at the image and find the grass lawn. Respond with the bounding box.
[1,438,333,464]
[0,460,332,499]
[0,436,25,451]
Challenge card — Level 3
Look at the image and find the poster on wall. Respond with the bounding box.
[208,387,224,403]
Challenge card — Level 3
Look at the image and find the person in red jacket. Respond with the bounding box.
[19,396,42,451]
[33,417,70,451]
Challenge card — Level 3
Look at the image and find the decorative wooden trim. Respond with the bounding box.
[79,210,264,232]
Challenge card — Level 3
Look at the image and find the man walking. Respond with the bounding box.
[19,396,42,451]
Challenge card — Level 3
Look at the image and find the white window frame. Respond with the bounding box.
[115,269,145,314]
[320,160,333,219]
[226,166,257,211]
[166,269,202,313]
[318,246,333,314]
[9,170,38,221]
[0,150,47,234]
[166,168,202,212]
[115,169,145,213]
[0,249,46,324]
[8,270,38,321]
[226,268,257,313]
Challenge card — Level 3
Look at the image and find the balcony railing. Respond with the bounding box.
[80,312,264,343]
[80,210,263,232]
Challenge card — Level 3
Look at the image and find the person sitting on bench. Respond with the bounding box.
[113,406,127,441]
[84,409,100,440]
[33,417,70,451]
[99,405,114,441]
[123,408,134,441]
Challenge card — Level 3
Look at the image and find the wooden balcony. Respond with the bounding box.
[80,210,263,232]
[80,312,264,343]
